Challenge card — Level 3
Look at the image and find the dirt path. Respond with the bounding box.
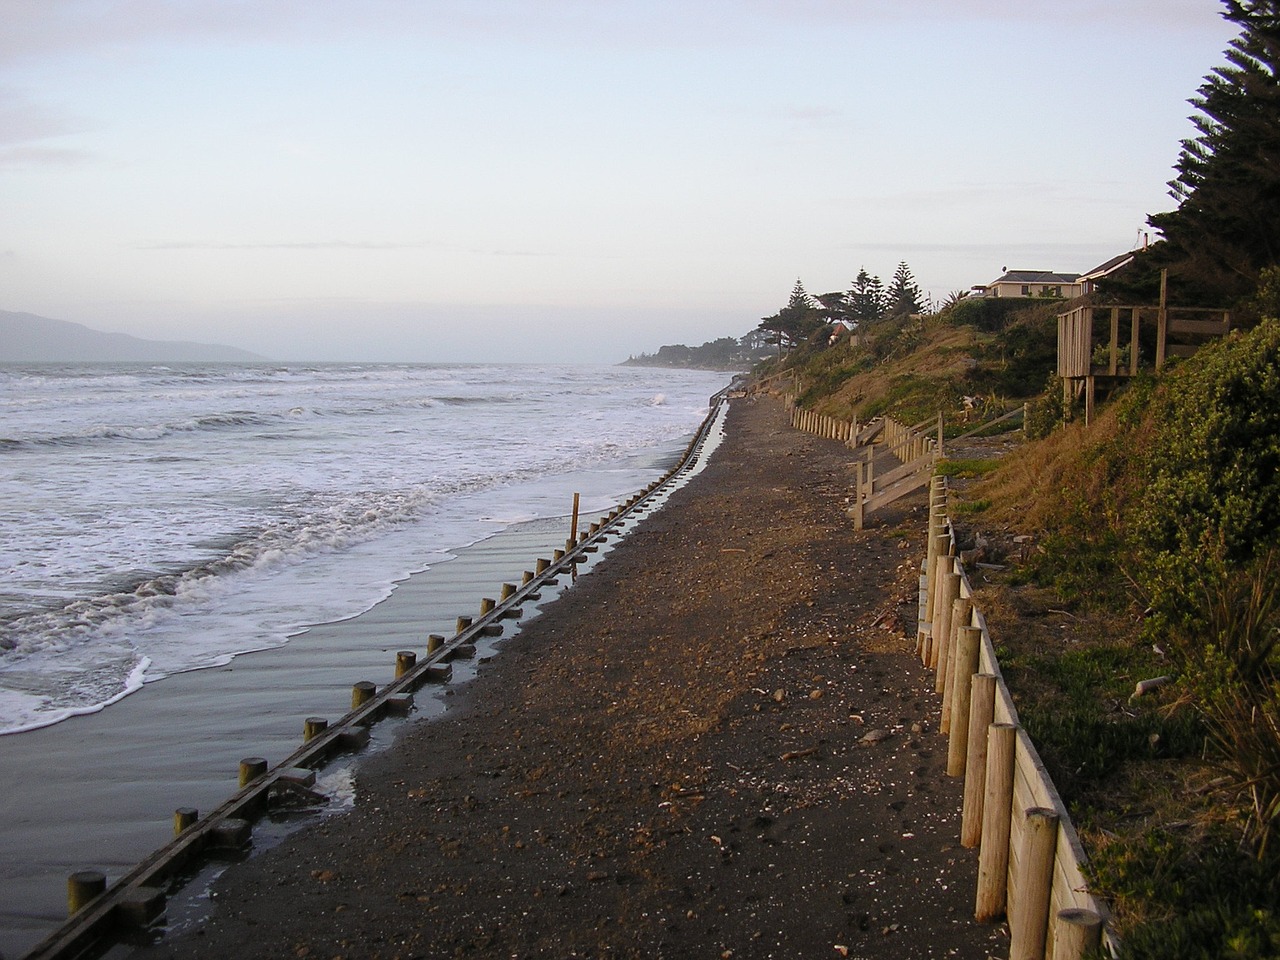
[135,396,1004,960]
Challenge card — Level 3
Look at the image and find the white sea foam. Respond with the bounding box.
[0,362,729,734]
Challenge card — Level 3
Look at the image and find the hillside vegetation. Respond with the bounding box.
[765,298,1280,957]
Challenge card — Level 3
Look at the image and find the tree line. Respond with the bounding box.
[757,261,925,354]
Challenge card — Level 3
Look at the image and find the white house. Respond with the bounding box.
[983,269,1084,299]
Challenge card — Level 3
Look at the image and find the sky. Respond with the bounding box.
[0,0,1242,363]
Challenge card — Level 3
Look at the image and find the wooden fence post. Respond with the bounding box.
[853,467,865,531]
[961,674,998,847]
[940,597,973,733]
[930,564,960,673]
[1052,908,1103,960]
[1009,807,1060,960]
[946,624,982,772]
[938,592,970,707]
[975,722,1018,922]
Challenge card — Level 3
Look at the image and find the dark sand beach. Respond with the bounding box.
[133,396,1004,960]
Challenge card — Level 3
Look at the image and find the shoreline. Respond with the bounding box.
[132,395,1004,960]
[0,512,626,959]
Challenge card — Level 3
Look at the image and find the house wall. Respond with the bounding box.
[989,281,1083,299]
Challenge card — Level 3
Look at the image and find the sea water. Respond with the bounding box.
[0,362,730,735]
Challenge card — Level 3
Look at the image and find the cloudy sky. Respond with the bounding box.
[0,1,1239,362]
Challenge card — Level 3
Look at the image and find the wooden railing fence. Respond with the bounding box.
[782,394,941,528]
[778,389,1114,958]
[920,475,1115,960]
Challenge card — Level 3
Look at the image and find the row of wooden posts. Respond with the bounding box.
[34,391,736,960]
[779,390,1110,958]
[920,475,1112,960]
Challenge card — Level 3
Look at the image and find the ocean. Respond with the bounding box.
[0,362,729,735]
[0,361,731,954]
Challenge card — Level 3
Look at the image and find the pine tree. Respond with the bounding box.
[815,291,851,326]
[848,268,886,325]
[885,261,924,317]
[756,279,823,354]
[1143,0,1280,304]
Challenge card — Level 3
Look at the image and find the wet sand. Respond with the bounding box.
[133,396,1004,960]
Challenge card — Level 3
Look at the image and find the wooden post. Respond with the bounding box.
[937,590,968,704]
[536,557,550,574]
[351,681,376,710]
[937,412,944,460]
[500,583,517,602]
[395,650,416,677]
[853,467,865,530]
[479,597,496,616]
[961,674,998,847]
[522,570,534,585]
[1130,306,1140,376]
[930,564,960,673]
[239,757,268,787]
[1053,908,1104,960]
[975,722,1018,921]
[569,492,580,550]
[67,870,106,915]
[940,596,972,731]
[1156,268,1168,372]
[456,616,472,635]
[304,717,328,741]
[1009,807,1061,960]
[925,541,942,664]
[553,548,565,562]
[174,807,198,835]
[947,625,983,775]
[1108,306,1120,376]
[924,507,941,613]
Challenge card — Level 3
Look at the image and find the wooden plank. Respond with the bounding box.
[948,405,1024,443]
[865,461,935,513]
[873,454,929,492]
[855,419,884,445]
[1169,317,1230,336]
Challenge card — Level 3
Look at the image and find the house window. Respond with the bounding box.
[1021,285,1031,296]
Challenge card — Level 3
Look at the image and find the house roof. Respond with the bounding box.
[1077,252,1136,282]
[990,269,1082,285]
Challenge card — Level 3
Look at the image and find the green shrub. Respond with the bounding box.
[1127,320,1280,854]
[1090,829,1280,959]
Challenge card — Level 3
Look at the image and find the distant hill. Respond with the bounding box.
[0,311,267,362]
